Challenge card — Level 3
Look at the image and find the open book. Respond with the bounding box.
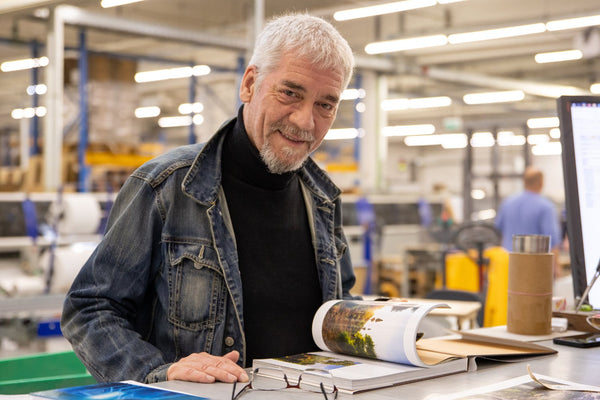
[253,299,556,394]
[31,381,207,400]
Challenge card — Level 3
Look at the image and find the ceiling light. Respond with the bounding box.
[178,102,204,114]
[1,56,49,72]
[383,124,435,136]
[404,135,443,146]
[470,132,495,147]
[549,128,561,139]
[591,83,600,94]
[471,189,486,200]
[365,34,448,54]
[382,96,451,110]
[192,114,204,125]
[448,23,546,44]
[158,116,192,128]
[101,0,145,8]
[441,133,468,148]
[334,0,437,21]
[135,65,210,83]
[535,49,583,63]
[527,117,559,129]
[26,84,47,95]
[497,131,526,146]
[527,134,550,145]
[11,106,46,119]
[463,90,524,105]
[325,128,360,140]
[532,142,562,156]
[404,133,467,147]
[546,14,600,31]
[135,106,160,118]
[341,88,366,100]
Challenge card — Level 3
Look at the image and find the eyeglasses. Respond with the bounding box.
[231,367,338,400]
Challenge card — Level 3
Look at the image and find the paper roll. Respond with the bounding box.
[507,252,553,335]
[57,193,102,235]
[40,243,96,293]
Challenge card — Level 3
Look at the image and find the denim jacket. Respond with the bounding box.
[61,116,356,384]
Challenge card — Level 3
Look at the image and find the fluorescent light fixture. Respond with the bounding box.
[527,117,559,129]
[158,116,192,128]
[532,142,561,156]
[341,88,366,101]
[325,128,359,140]
[192,65,211,76]
[334,0,437,21]
[471,189,486,200]
[192,114,204,125]
[384,124,435,136]
[448,23,546,44]
[135,106,160,118]
[1,56,49,72]
[365,34,448,54]
[382,96,451,111]
[178,102,204,114]
[11,106,46,119]
[135,64,211,83]
[549,128,561,139]
[527,133,550,145]
[441,133,468,148]
[403,133,466,147]
[158,115,204,128]
[590,83,600,94]
[463,90,525,105]
[26,84,47,95]
[101,0,144,8]
[535,49,583,63]
[476,209,497,220]
[497,131,526,146]
[404,135,443,146]
[470,131,495,147]
[546,14,600,31]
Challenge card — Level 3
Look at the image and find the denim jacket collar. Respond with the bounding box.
[182,116,342,206]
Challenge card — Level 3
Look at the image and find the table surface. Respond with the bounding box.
[154,338,600,400]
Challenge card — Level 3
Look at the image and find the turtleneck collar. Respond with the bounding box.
[222,106,297,190]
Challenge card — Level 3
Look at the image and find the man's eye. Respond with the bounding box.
[283,89,296,97]
[320,103,334,111]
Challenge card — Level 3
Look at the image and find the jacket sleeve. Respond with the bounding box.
[61,175,168,383]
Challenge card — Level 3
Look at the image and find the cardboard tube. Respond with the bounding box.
[507,252,553,335]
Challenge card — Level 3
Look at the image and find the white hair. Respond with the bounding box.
[248,13,355,90]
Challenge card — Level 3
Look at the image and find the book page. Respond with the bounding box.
[312,299,448,367]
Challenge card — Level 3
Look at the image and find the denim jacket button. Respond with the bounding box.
[224,336,235,347]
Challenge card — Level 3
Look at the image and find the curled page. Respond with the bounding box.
[312,299,447,367]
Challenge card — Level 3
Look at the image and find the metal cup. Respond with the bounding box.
[512,234,550,254]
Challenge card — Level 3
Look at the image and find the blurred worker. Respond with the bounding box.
[495,166,562,275]
[61,13,356,385]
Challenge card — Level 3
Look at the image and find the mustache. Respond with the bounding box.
[270,121,314,142]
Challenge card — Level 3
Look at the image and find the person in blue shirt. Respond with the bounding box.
[495,166,562,275]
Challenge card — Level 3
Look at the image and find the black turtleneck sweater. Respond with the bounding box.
[221,110,322,365]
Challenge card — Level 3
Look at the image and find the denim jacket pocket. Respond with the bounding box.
[334,233,348,261]
[167,241,226,332]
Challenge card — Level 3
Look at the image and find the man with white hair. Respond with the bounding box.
[62,13,356,385]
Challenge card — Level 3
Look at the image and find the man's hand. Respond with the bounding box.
[167,350,249,383]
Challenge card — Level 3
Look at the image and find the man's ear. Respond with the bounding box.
[239,66,257,103]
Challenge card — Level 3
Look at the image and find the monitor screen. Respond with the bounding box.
[557,96,600,310]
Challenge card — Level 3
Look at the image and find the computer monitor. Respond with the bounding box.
[557,95,600,310]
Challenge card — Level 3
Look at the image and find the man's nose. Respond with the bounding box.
[289,102,315,132]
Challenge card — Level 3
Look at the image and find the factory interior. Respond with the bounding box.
[0,0,599,393]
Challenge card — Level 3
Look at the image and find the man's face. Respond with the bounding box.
[240,52,344,174]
